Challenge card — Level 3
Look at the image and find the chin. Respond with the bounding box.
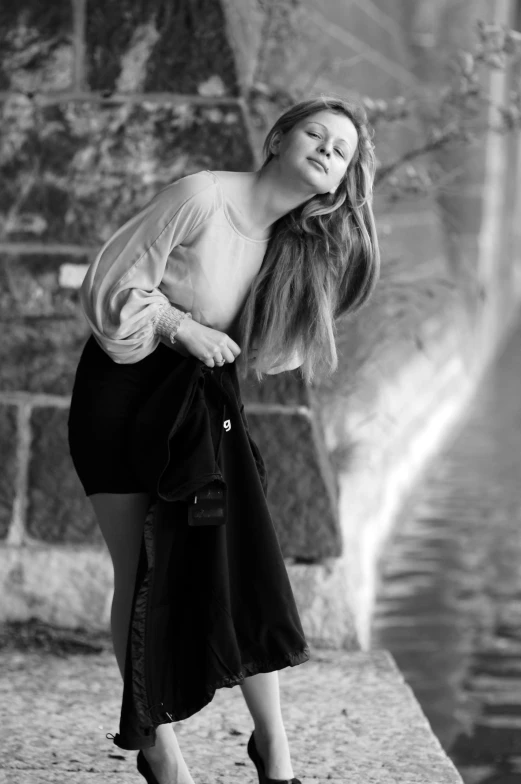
[306,179,333,197]
[296,167,323,191]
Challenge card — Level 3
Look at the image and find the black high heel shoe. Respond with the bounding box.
[137,750,160,784]
[247,730,302,784]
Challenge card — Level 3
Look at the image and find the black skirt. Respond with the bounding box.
[68,334,186,497]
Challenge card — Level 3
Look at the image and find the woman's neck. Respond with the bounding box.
[247,164,315,231]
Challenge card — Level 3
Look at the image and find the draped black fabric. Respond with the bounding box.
[113,356,310,750]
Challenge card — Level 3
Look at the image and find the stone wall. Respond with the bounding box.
[0,0,343,639]
[1,0,520,649]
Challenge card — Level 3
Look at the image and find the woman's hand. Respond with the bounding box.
[175,318,241,367]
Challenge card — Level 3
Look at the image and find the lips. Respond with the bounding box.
[307,157,328,173]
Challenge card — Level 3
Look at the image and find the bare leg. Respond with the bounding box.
[240,671,295,779]
[89,492,148,677]
[89,492,195,784]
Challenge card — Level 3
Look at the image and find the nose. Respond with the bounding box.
[317,140,332,157]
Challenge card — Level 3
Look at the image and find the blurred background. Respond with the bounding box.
[1,2,521,782]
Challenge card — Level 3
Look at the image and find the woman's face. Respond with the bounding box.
[272,110,359,195]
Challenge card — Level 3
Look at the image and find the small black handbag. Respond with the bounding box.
[186,479,227,526]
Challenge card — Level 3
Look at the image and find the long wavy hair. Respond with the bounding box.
[234,95,380,385]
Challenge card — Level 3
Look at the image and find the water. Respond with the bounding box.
[371,318,521,784]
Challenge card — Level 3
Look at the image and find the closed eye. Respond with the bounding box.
[308,131,345,157]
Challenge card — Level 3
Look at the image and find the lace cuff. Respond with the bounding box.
[153,303,192,345]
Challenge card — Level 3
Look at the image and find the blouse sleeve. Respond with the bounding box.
[80,173,218,364]
[250,339,304,375]
[264,348,304,374]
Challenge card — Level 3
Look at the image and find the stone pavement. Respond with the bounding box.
[0,641,463,784]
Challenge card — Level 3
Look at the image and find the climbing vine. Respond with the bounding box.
[247,18,521,199]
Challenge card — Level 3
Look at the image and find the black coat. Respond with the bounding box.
[111,355,310,750]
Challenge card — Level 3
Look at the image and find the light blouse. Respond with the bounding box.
[80,170,302,373]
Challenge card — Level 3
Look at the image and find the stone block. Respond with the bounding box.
[220,0,265,92]
[366,0,411,30]
[0,253,92,394]
[0,405,18,540]
[307,46,410,102]
[300,0,411,73]
[85,0,239,95]
[0,547,112,628]
[58,263,89,289]
[438,191,485,237]
[0,97,253,245]
[27,407,101,544]
[0,254,90,320]
[435,142,488,191]
[0,0,73,92]
[0,319,90,396]
[0,646,465,781]
[246,411,342,560]
[288,559,360,648]
[254,0,411,105]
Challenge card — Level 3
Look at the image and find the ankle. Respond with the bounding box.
[252,727,294,780]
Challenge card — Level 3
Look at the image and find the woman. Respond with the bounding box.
[68,95,380,784]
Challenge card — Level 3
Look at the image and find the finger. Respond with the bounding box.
[221,345,236,364]
[227,338,241,357]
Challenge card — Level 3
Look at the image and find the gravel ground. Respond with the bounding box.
[0,623,462,784]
